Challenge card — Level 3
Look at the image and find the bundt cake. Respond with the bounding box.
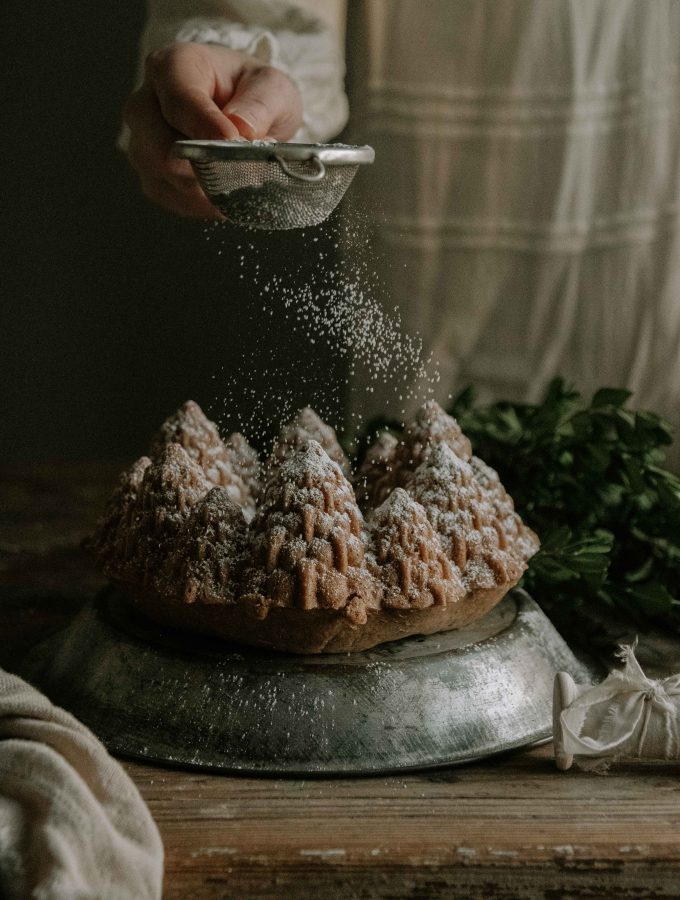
[88,400,539,653]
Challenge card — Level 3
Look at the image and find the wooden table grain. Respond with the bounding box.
[2,461,680,899]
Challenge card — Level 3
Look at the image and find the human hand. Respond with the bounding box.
[123,42,303,218]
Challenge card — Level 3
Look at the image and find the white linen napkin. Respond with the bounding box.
[0,669,163,899]
[560,644,680,764]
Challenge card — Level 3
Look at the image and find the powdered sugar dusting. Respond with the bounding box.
[204,215,440,452]
[88,399,540,650]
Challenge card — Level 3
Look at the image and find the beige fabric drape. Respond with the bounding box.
[0,670,163,899]
[141,0,680,454]
[346,1,680,440]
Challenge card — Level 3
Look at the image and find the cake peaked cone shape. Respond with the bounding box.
[152,400,260,517]
[242,440,380,626]
[355,400,472,509]
[405,399,472,463]
[87,455,152,581]
[370,489,465,610]
[354,431,399,509]
[89,400,540,653]
[469,455,536,551]
[269,407,350,475]
[159,487,249,606]
[406,443,539,591]
[89,443,210,590]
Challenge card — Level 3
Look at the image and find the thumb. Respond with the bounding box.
[224,65,303,140]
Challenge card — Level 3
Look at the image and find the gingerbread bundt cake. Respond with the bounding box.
[88,400,539,653]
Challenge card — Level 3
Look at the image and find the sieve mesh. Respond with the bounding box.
[190,158,359,230]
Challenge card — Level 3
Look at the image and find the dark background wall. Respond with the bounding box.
[0,1,343,464]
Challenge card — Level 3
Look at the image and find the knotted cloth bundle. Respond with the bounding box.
[553,645,680,771]
[0,669,163,899]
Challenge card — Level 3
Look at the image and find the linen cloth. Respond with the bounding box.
[560,645,680,764]
[0,669,163,900]
[138,0,680,456]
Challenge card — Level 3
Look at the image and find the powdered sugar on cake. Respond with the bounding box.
[88,400,539,630]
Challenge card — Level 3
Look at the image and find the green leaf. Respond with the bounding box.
[592,387,632,408]
[445,380,680,642]
[625,582,677,616]
[624,558,654,584]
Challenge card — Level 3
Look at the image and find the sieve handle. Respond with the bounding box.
[273,153,326,183]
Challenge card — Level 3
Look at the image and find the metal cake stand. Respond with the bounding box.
[20,588,591,776]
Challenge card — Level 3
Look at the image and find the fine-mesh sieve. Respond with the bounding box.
[174,140,375,230]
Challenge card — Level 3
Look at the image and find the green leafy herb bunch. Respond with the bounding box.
[450,380,680,638]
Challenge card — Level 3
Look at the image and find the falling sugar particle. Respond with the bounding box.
[205,214,440,454]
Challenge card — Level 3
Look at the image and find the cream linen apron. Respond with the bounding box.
[345,0,680,456]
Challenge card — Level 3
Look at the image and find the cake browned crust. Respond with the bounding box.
[151,400,260,518]
[268,406,351,476]
[88,400,539,653]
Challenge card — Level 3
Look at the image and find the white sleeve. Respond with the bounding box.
[137,0,349,143]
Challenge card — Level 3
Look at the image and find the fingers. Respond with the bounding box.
[224,65,303,140]
[124,85,190,179]
[145,44,239,140]
[124,85,222,219]
[123,42,303,218]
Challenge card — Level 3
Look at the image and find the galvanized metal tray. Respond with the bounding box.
[20,588,591,776]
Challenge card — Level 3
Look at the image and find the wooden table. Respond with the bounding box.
[2,462,680,899]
